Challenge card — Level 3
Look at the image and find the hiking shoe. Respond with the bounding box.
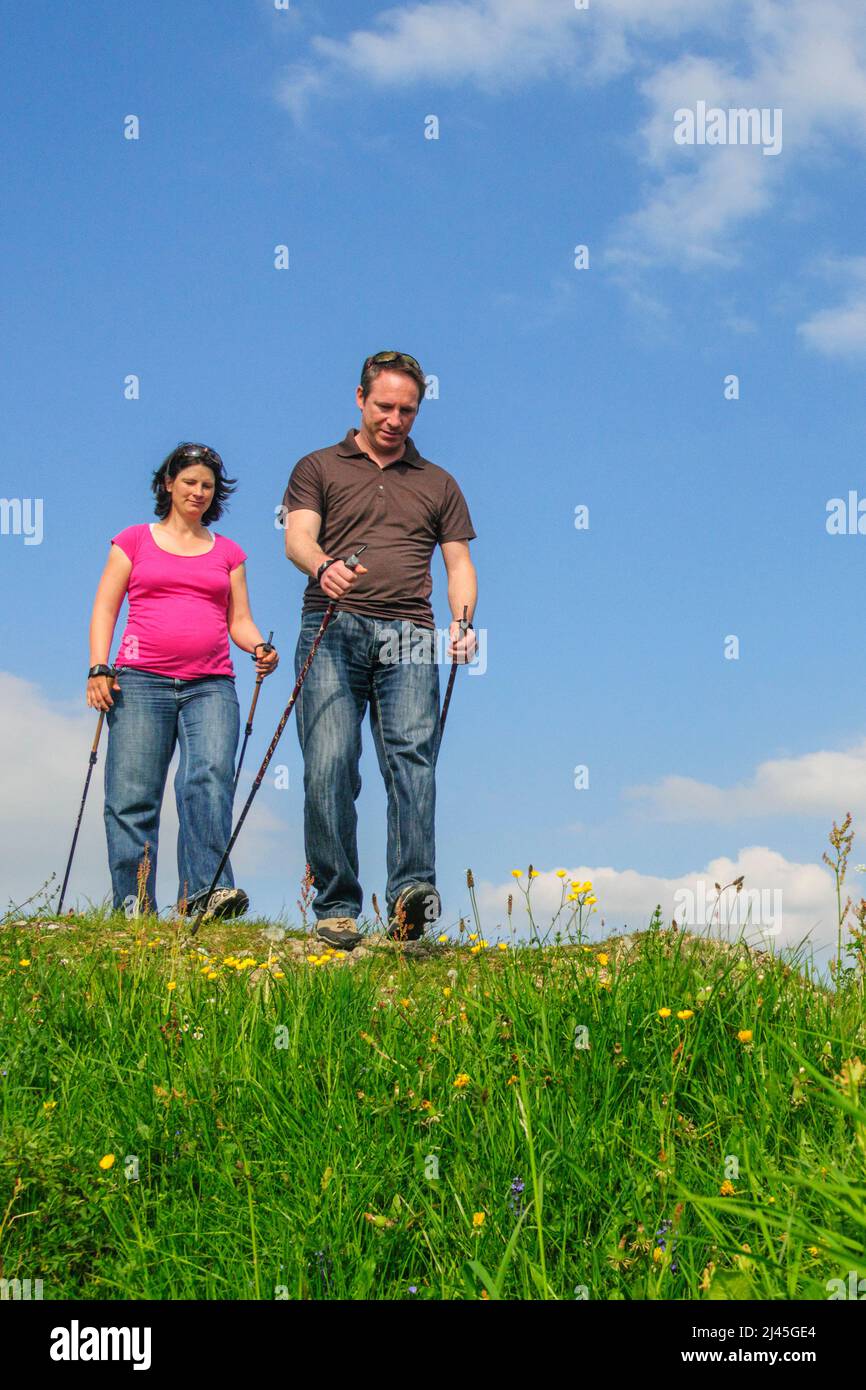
[387,883,441,942]
[316,917,363,950]
[200,887,250,921]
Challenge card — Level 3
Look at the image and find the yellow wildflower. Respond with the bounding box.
[511,869,522,879]
[472,1211,485,1228]
[18,960,31,968]
[720,1180,735,1196]
[677,1010,694,1020]
[99,1154,116,1170]
[453,1073,471,1088]
[658,1008,671,1018]
[555,869,567,878]
[497,942,508,951]
[443,986,452,997]
[166,981,177,992]
[596,952,608,966]
[737,1029,753,1043]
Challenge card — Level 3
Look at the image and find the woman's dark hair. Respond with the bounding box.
[151,443,238,525]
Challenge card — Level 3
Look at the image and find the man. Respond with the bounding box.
[281,350,477,950]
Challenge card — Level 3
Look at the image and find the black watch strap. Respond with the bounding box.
[316,558,336,584]
[88,664,116,679]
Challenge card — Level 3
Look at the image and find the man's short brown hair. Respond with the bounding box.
[360,350,426,406]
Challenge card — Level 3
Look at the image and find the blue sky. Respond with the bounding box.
[3,0,866,963]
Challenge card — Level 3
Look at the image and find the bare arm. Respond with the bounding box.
[440,539,478,661]
[284,507,326,577]
[86,544,132,710]
[227,564,279,676]
[283,507,367,600]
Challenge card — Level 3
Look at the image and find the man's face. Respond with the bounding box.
[356,370,420,452]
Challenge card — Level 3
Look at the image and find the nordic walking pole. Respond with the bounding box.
[439,605,470,737]
[189,546,368,937]
[233,630,274,797]
[56,711,106,915]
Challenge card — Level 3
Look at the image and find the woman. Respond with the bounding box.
[87,442,279,919]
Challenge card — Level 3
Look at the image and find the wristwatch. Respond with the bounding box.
[316,558,337,584]
[88,664,117,679]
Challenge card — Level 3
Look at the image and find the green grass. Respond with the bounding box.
[1,906,865,1300]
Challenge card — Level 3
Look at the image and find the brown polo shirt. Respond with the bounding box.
[282,428,476,628]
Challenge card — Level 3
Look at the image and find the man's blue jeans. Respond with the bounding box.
[293,610,441,921]
[103,667,239,912]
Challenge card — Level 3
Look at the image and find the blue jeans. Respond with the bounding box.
[294,610,441,921]
[103,667,240,912]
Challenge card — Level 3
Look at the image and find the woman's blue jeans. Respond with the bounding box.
[294,610,441,922]
[103,667,240,913]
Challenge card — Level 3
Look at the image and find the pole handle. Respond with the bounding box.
[91,711,105,755]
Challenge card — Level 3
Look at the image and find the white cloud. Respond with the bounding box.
[797,258,866,357]
[276,0,721,118]
[273,0,866,278]
[476,845,843,955]
[0,673,286,916]
[626,737,866,821]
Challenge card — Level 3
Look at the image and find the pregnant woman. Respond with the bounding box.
[86,442,279,919]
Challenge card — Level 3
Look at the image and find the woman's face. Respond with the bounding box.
[165,464,216,521]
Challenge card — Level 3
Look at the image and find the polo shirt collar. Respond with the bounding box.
[336,428,424,467]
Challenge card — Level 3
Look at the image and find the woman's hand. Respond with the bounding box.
[253,643,279,678]
[87,673,121,711]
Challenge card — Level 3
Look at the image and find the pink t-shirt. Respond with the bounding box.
[111,523,247,679]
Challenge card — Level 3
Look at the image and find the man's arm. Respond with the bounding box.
[441,539,477,661]
[284,507,327,578]
[284,508,368,599]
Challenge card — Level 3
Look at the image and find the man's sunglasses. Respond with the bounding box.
[363,350,423,376]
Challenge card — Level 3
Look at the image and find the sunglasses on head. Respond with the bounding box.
[174,444,223,469]
[363,350,423,376]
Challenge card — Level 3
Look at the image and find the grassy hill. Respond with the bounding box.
[1,904,865,1300]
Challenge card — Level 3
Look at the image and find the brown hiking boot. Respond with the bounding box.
[315,917,363,950]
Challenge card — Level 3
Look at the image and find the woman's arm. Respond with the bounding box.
[87,544,132,710]
[228,564,279,676]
